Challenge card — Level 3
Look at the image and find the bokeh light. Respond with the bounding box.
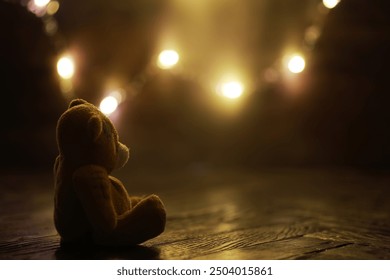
[287,55,306,74]
[44,18,58,35]
[304,26,321,46]
[56,56,75,79]
[100,96,119,115]
[108,89,125,104]
[217,81,244,99]
[322,0,340,9]
[46,1,60,15]
[157,50,180,69]
[27,0,46,16]
[33,0,50,8]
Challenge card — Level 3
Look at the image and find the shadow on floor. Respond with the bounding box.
[55,244,161,260]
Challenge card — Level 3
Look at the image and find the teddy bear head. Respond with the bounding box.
[56,99,129,172]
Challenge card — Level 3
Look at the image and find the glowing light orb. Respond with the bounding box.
[287,55,306,74]
[100,96,119,115]
[46,1,60,15]
[157,50,179,69]
[322,0,340,9]
[57,56,75,79]
[218,81,244,99]
[34,0,50,7]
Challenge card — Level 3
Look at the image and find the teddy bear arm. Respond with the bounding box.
[109,176,134,209]
[73,165,118,234]
[109,176,131,201]
[109,176,142,208]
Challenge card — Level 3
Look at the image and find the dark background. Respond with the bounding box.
[1,0,390,171]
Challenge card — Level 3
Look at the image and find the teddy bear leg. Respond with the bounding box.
[95,194,166,246]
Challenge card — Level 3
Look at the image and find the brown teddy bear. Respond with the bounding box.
[54,99,166,247]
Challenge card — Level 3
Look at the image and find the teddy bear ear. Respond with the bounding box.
[88,115,103,142]
[69,99,87,108]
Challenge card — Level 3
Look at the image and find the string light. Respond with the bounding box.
[18,1,335,107]
[157,50,180,69]
[217,81,244,99]
[46,1,60,15]
[33,0,50,8]
[287,55,306,74]
[100,96,119,115]
[56,56,75,79]
[322,0,340,9]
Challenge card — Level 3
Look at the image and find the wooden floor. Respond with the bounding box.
[1,167,390,260]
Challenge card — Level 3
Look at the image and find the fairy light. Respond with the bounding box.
[217,80,244,99]
[322,0,340,9]
[46,1,60,15]
[287,55,306,74]
[57,56,75,79]
[33,0,50,8]
[100,96,119,115]
[157,50,180,69]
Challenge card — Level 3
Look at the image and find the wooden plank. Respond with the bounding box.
[305,227,390,250]
[305,243,390,260]
[146,222,323,259]
[0,235,162,260]
[192,237,351,260]
[0,235,59,260]
[0,168,390,259]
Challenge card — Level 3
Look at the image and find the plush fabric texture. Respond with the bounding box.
[54,99,166,246]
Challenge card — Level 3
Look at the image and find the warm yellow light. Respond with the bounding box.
[157,50,179,69]
[57,56,75,79]
[34,0,50,8]
[322,0,340,9]
[218,81,244,99]
[46,1,60,15]
[287,55,306,74]
[100,96,119,115]
[108,89,125,104]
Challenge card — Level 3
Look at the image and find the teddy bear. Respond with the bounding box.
[53,99,166,247]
